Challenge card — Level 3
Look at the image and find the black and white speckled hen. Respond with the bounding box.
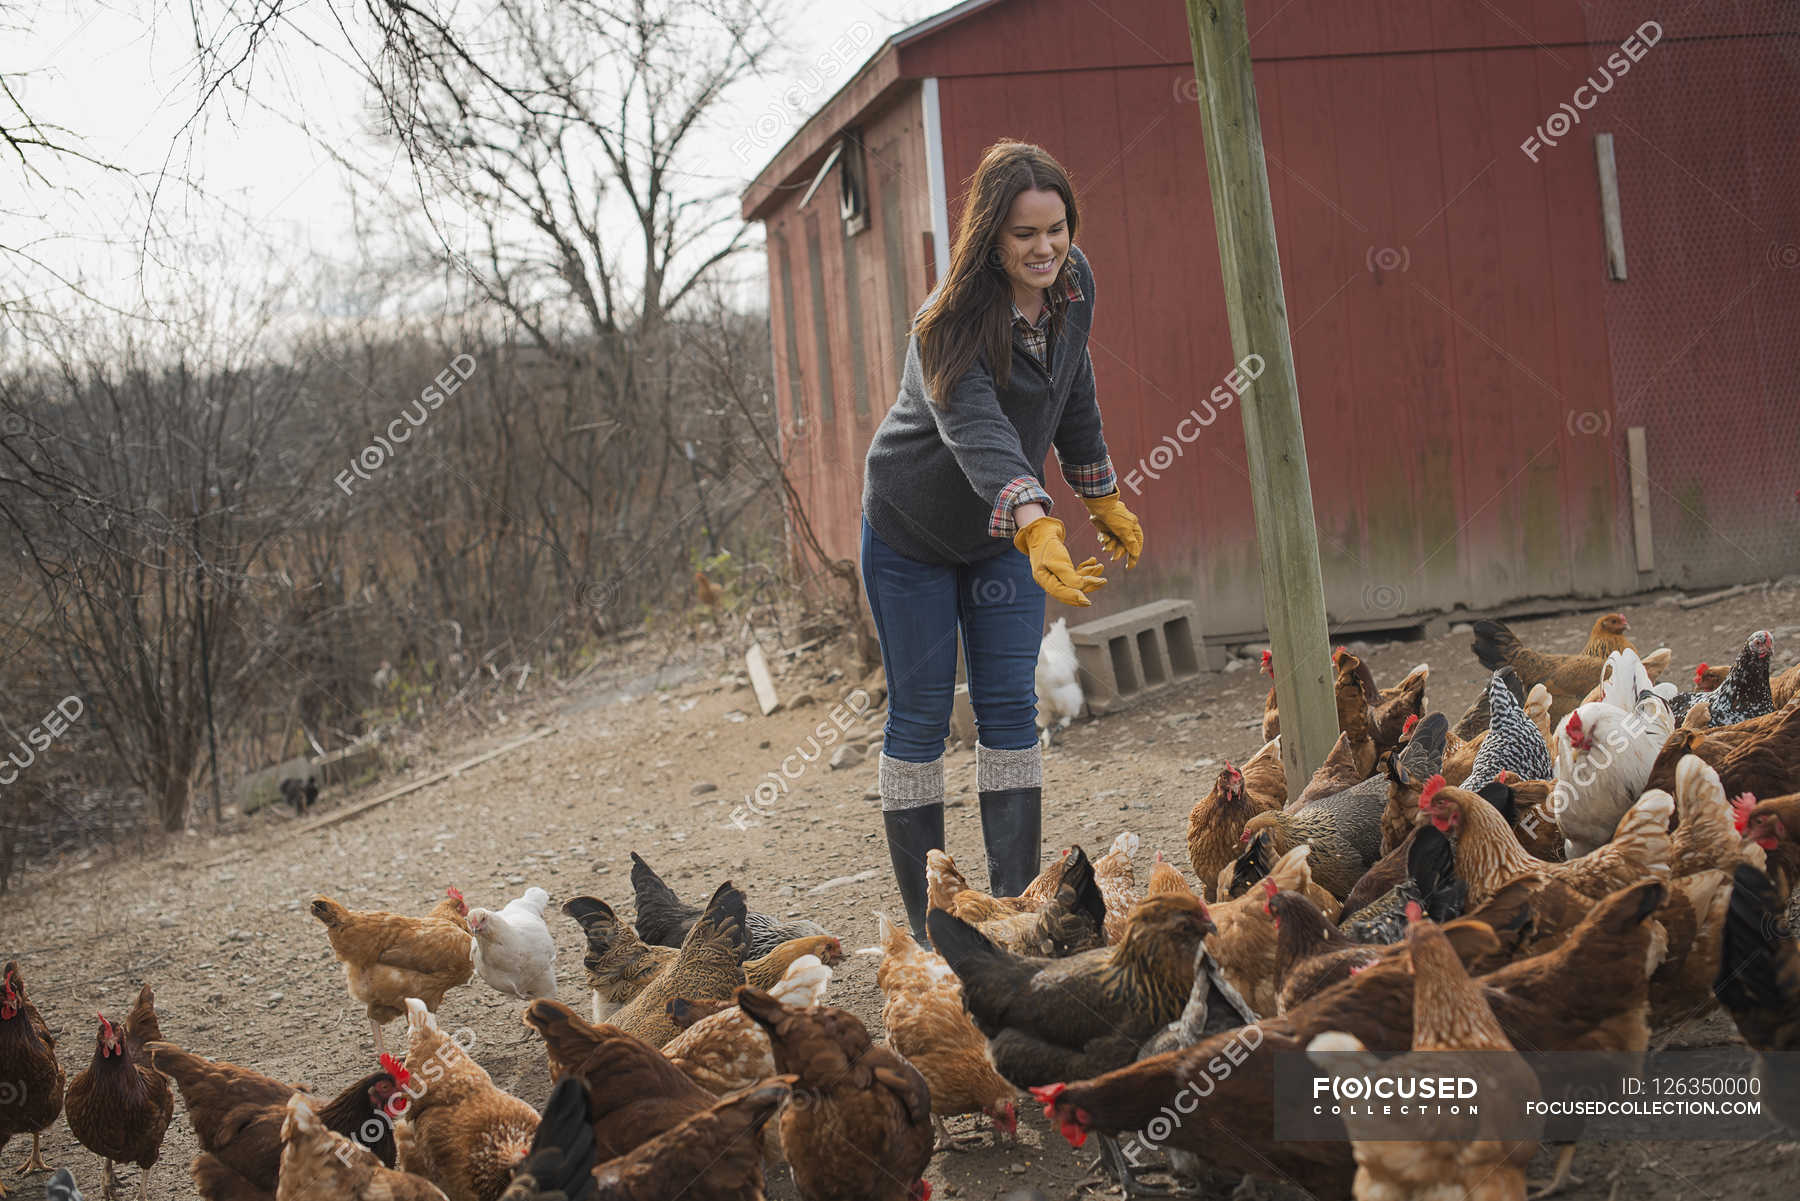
[629,852,829,958]
[1662,629,1775,727]
[1462,669,1552,792]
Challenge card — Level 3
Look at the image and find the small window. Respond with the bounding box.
[839,130,869,236]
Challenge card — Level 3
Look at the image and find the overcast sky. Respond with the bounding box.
[5,0,945,324]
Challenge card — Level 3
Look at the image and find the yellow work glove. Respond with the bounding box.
[1081,491,1144,568]
[1013,516,1107,607]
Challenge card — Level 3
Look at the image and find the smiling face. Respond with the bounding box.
[995,187,1070,309]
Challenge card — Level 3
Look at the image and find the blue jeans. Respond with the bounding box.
[860,517,1045,761]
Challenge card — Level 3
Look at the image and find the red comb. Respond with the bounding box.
[1405,899,1424,924]
[1403,714,1419,735]
[1262,877,1278,897]
[1418,774,1447,809]
[1695,663,1708,686]
[1732,794,1758,833]
[380,1052,412,1085]
[446,887,464,901]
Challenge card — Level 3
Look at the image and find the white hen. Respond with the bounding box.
[469,886,558,1000]
[1550,695,1673,858]
[1035,617,1084,748]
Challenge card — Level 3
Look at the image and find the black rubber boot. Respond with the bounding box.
[979,786,1042,897]
[883,803,945,942]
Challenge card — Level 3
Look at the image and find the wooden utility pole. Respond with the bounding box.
[1185,0,1336,787]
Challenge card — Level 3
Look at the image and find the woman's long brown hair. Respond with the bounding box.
[914,141,1080,408]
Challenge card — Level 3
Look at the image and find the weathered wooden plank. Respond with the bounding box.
[1184,0,1336,787]
[1627,426,1654,573]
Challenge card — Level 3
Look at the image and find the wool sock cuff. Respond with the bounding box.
[976,742,1042,791]
[879,753,945,811]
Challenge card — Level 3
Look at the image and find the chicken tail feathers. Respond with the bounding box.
[514,1076,598,1201]
[1061,846,1108,934]
[694,881,750,958]
[1714,864,1797,1030]
[124,982,163,1050]
[1471,620,1521,673]
[560,896,622,949]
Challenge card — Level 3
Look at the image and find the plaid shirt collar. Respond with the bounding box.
[1010,261,1084,328]
[1011,261,1083,364]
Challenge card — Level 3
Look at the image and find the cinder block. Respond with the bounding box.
[1069,598,1206,714]
[949,683,976,745]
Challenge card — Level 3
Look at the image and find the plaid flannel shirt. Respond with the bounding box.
[991,266,1117,538]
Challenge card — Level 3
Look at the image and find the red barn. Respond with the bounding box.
[739,0,1800,643]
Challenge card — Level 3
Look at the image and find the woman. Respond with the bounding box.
[861,140,1144,939]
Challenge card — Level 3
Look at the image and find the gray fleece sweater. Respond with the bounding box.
[861,243,1114,566]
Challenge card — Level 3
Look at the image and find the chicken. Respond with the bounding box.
[146,1039,400,1201]
[1259,649,1279,741]
[664,952,832,1101]
[276,1094,447,1201]
[560,896,676,1024]
[1327,649,1379,777]
[1203,864,1300,1016]
[47,1170,81,1201]
[1238,750,1387,899]
[744,936,844,992]
[1671,756,1766,879]
[1644,700,1800,801]
[933,846,1105,957]
[1648,868,1734,1028]
[1124,940,1257,1188]
[1736,790,1800,896]
[1369,663,1430,751]
[522,1001,715,1163]
[1306,913,1539,1201]
[394,999,538,1201]
[693,570,722,611]
[64,986,173,1201]
[1293,730,1370,808]
[1030,880,1667,1200]
[1145,852,1195,899]
[1664,630,1776,726]
[925,845,1069,922]
[279,776,320,817]
[929,893,1213,1087]
[608,882,747,1049]
[735,987,931,1201]
[1339,823,1465,947]
[495,1077,594,1201]
[1462,668,1553,792]
[470,887,558,1002]
[871,913,1016,1150]
[0,961,64,1187]
[1550,695,1673,857]
[1712,865,1800,1131]
[1471,612,1634,722]
[1092,831,1141,943]
[1239,733,1289,809]
[1778,662,1800,709]
[310,888,475,1055]
[1216,834,1343,920]
[588,1080,791,1201]
[629,853,827,957]
[1269,886,1378,1014]
[1581,646,1676,711]
[1486,771,1565,862]
[1420,775,1671,908]
[1035,616,1083,747]
[1185,761,1277,899]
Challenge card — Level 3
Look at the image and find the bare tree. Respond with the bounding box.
[0,301,333,831]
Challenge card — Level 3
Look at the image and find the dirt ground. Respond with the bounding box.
[9,589,1800,1201]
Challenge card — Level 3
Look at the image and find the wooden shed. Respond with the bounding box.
[739,0,1800,642]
